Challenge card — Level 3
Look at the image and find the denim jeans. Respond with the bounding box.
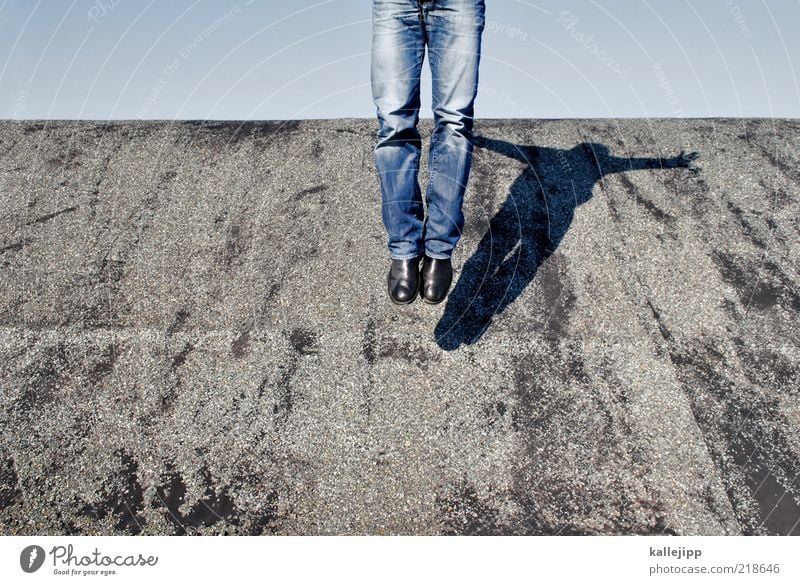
[372,0,486,260]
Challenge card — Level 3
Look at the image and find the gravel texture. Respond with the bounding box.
[0,118,798,535]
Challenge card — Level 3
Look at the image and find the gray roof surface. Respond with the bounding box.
[0,118,798,535]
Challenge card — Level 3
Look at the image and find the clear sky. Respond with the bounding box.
[1,0,798,120]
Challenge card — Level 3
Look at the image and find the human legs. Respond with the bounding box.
[371,0,427,260]
[422,0,485,259]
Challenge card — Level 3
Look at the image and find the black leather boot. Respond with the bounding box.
[421,255,452,304]
[387,256,422,305]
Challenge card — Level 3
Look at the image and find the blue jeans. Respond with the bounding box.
[372,0,486,260]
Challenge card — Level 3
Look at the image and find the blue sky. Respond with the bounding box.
[1,0,798,119]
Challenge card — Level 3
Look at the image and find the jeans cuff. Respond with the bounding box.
[390,252,424,261]
[423,251,452,260]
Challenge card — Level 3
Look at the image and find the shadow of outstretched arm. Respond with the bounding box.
[434,135,701,351]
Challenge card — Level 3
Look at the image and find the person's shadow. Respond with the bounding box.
[434,135,700,351]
